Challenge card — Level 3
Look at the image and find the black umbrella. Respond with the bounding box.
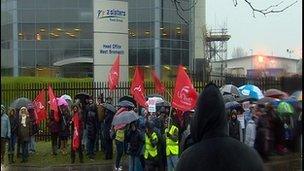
[112,111,139,126]
[75,92,90,104]
[10,97,32,110]
[225,101,242,110]
[223,94,236,103]
[156,100,171,107]
[118,100,135,108]
[119,95,136,106]
[257,97,279,105]
[103,103,117,113]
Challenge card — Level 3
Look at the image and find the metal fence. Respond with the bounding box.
[1,75,302,141]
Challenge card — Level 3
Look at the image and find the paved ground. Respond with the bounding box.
[1,153,302,171]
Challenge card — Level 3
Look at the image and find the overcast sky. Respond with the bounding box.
[206,0,302,59]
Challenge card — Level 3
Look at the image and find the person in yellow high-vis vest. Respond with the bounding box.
[165,117,179,171]
[144,122,159,171]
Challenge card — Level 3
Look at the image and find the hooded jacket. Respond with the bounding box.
[176,83,264,171]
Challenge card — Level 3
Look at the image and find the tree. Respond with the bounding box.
[172,0,298,24]
[231,47,247,58]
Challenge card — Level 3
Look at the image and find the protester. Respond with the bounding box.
[144,121,159,171]
[164,117,179,171]
[228,110,242,141]
[8,108,17,164]
[70,104,84,163]
[103,97,115,160]
[112,126,125,171]
[18,107,31,163]
[86,98,98,160]
[96,94,105,152]
[125,121,144,171]
[1,105,11,163]
[176,83,264,171]
[59,105,70,155]
[27,104,38,154]
[245,115,258,148]
[48,109,60,155]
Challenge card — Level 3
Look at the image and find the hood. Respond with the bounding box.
[190,83,228,143]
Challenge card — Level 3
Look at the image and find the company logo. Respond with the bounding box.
[97,9,126,22]
[134,85,142,92]
[177,86,193,105]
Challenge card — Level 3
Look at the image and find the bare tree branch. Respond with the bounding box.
[233,0,238,7]
[172,0,190,24]
[243,0,298,17]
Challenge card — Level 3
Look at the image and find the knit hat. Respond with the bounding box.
[1,105,5,114]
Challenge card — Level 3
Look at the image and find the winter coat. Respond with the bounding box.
[176,83,264,171]
[9,113,18,135]
[229,119,241,141]
[125,128,144,156]
[28,108,38,136]
[59,109,71,139]
[104,108,115,140]
[245,119,256,148]
[18,115,31,142]
[1,113,11,139]
[48,110,60,134]
[255,114,272,156]
[97,103,106,122]
[86,104,98,140]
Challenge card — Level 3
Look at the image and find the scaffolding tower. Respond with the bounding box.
[205,28,231,77]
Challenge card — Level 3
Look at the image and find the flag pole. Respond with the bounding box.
[165,89,173,128]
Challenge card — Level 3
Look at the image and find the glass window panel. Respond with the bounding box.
[137,22,151,39]
[79,8,92,22]
[36,23,49,40]
[36,41,49,50]
[80,49,92,57]
[49,23,64,39]
[137,0,152,8]
[20,0,36,9]
[171,50,181,65]
[21,24,36,40]
[171,40,181,49]
[63,9,79,21]
[50,49,64,62]
[181,50,189,66]
[20,50,35,66]
[181,25,189,40]
[138,39,152,48]
[37,0,49,8]
[79,0,92,8]
[161,49,170,65]
[49,40,64,49]
[36,50,50,66]
[20,41,35,50]
[64,0,78,8]
[79,23,92,39]
[21,10,35,23]
[36,9,49,23]
[49,0,63,8]
[137,9,150,22]
[138,49,150,65]
[161,22,170,39]
[63,49,79,59]
[62,40,79,50]
[129,39,138,48]
[49,9,63,22]
[181,41,189,49]
[129,49,137,65]
[128,22,137,39]
[161,39,170,48]
[80,40,92,49]
[64,23,80,39]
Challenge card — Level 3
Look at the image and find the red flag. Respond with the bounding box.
[48,85,59,122]
[130,66,147,107]
[33,89,47,124]
[108,55,120,91]
[151,70,165,94]
[172,65,198,112]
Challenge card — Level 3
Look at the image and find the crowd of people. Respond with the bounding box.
[1,84,302,171]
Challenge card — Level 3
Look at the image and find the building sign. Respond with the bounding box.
[93,0,128,82]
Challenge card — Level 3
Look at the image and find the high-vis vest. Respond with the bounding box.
[115,129,125,142]
[165,125,179,156]
[144,132,158,159]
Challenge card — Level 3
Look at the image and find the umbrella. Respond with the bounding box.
[10,97,32,109]
[290,90,302,101]
[57,97,68,106]
[225,101,242,110]
[103,103,116,113]
[283,97,298,108]
[118,100,135,108]
[119,95,136,106]
[60,94,72,102]
[156,100,171,107]
[220,84,240,97]
[238,84,264,100]
[257,97,280,105]
[112,111,139,126]
[223,94,236,103]
[75,92,90,104]
[236,95,255,103]
[277,101,294,117]
[264,89,288,99]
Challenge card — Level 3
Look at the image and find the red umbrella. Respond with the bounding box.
[264,89,288,99]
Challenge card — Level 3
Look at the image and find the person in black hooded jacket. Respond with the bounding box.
[176,83,264,171]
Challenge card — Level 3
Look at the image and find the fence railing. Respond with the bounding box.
[1,75,302,141]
